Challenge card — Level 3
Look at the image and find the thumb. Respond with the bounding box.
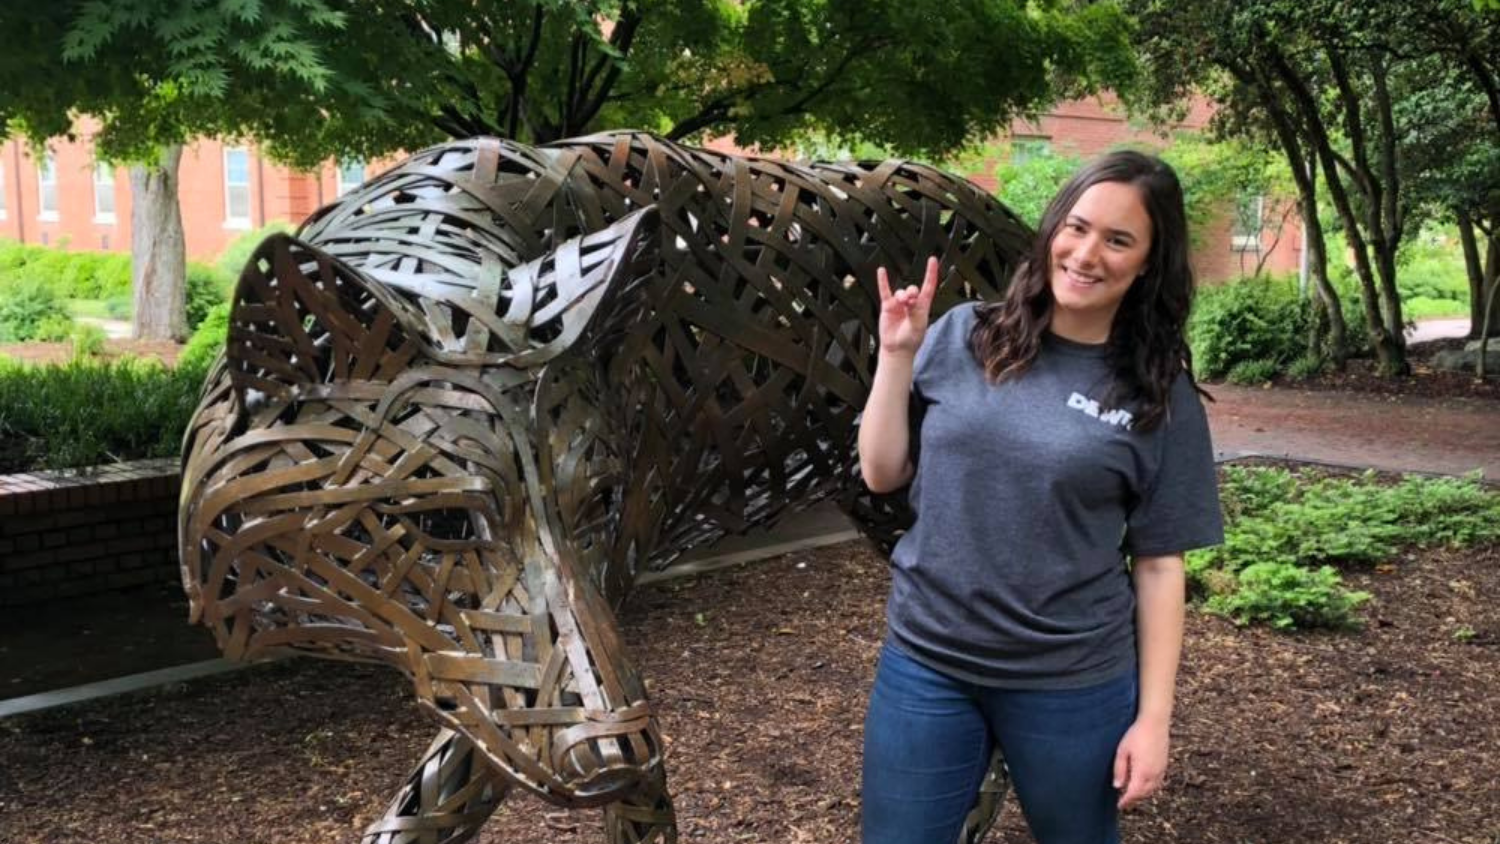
[1112,744,1130,791]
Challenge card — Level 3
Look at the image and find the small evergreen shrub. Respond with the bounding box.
[186,262,233,330]
[1285,354,1326,380]
[1186,465,1500,631]
[216,221,295,279]
[1226,358,1279,385]
[1190,275,1311,380]
[70,323,108,359]
[178,302,230,376]
[0,278,73,342]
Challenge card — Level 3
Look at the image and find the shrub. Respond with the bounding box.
[0,278,73,342]
[1226,358,1278,385]
[179,302,230,377]
[1206,562,1370,629]
[0,356,204,472]
[70,323,109,360]
[186,262,233,330]
[1186,466,1500,630]
[1190,275,1311,380]
[217,221,295,279]
[1285,354,1325,380]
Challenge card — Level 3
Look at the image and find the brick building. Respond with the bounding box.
[0,96,1300,283]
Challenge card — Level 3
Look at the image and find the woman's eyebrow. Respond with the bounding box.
[1065,213,1140,241]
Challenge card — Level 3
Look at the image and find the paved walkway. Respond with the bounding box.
[1206,385,1498,480]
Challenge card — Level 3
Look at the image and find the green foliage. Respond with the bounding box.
[0,277,73,342]
[216,221,294,279]
[1285,354,1326,380]
[0,242,131,300]
[1187,466,1500,630]
[70,323,108,360]
[1160,134,1294,251]
[0,356,204,473]
[1206,563,1370,630]
[992,147,1084,228]
[178,303,230,377]
[185,262,233,331]
[1190,275,1311,380]
[1226,358,1278,385]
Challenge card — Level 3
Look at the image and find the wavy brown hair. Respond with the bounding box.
[970,150,1204,432]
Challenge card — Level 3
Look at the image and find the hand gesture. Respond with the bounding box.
[876,256,940,357]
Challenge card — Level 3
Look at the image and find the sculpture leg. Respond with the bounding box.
[362,729,509,844]
[603,763,676,844]
[956,748,1010,844]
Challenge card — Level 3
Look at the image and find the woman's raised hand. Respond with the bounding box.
[876,256,941,357]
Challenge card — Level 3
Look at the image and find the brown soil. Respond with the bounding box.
[1247,339,1500,402]
[0,339,183,367]
[2,535,1497,844]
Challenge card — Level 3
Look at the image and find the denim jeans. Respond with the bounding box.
[861,642,1138,844]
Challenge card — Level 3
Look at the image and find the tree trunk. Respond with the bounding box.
[129,145,188,341]
[1458,208,1485,337]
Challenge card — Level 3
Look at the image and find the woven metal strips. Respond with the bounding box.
[179,132,1031,843]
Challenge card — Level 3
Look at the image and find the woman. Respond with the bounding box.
[857,151,1224,844]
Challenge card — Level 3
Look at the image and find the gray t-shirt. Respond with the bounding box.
[887,302,1223,689]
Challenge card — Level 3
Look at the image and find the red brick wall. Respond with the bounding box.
[0,460,181,607]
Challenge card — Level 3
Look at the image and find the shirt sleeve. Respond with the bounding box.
[1124,376,1225,557]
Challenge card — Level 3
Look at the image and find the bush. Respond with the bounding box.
[1206,562,1370,629]
[0,243,131,300]
[0,356,204,472]
[0,278,73,342]
[217,221,295,279]
[1186,466,1500,630]
[1226,358,1278,385]
[1190,275,1311,380]
[186,262,233,330]
[1285,354,1326,380]
[70,323,109,360]
[179,302,230,377]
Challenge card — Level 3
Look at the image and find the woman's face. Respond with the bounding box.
[1047,180,1153,339]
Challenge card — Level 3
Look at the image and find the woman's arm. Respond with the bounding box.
[1113,552,1186,810]
[858,258,939,493]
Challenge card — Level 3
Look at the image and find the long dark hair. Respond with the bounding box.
[970,150,1202,431]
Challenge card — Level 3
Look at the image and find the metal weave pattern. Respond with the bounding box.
[179,132,1030,842]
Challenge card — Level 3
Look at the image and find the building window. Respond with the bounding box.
[93,162,116,222]
[336,159,365,196]
[37,152,59,220]
[1232,193,1264,252]
[224,147,252,228]
[1010,137,1053,166]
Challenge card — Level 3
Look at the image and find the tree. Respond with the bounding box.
[5,1,1139,338]
[0,2,363,340]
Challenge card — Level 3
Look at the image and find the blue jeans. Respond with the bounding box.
[861,642,1137,844]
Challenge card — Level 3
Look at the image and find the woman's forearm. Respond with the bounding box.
[858,351,917,493]
[1132,554,1186,725]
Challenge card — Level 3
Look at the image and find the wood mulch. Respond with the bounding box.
[1,532,1497,844]
[0,338,183,368]
[1257,338,1500,402]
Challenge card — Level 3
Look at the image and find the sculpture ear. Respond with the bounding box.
[225,233,423,404]
[500,206,661,368]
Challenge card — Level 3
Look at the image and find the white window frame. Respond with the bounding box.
[1231,193,1264,252]
[223,146,252,229]
[93,161,116,223]
[1010,137,1053,166]
[336,159,366,197]
[37,152,59,221]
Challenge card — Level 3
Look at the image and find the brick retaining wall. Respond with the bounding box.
[0,459,181,606]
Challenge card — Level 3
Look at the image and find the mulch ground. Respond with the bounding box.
[2,532,1497,844]
[1252,338,1500,402]
[0,338,182,367]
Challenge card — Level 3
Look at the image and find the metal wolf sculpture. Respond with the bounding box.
[179,132,1031,843]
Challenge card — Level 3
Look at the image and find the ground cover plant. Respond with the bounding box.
[1188,465,1500,629]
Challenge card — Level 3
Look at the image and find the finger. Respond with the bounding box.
[876,266,893,302]
[1112,745,1129,793]
[918,256,940,306]
[1119,768,1159,811]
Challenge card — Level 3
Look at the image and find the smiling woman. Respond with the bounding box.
[856,150,1220,844]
